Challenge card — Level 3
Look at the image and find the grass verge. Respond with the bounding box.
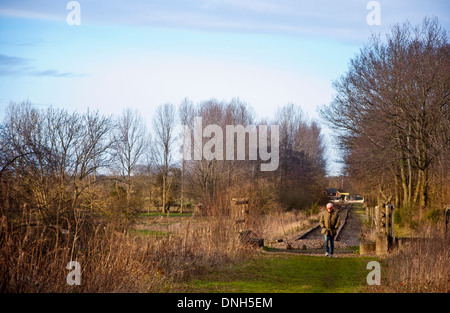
[174,253,379,293]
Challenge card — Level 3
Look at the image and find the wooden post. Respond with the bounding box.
[376,204,387,256]
[374,206,379,230]
[387,204,394,245]
[375,203,394,256]
[231,198,249,232]
[445,205,450,234]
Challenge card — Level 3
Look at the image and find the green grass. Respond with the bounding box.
[176,254,379,293]
[393,224,412,237]
[350,204,367,223]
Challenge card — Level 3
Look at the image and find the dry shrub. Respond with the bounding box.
[380,230,449,293]
[0,216,163,292]
[0,211,251,292]
[180,216,249,274]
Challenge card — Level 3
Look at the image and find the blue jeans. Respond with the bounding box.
[324,235,335,255]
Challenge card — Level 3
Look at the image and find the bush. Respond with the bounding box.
[425,208,441,224]
[0,210,252,292]
[394,206,419,229]
[394,209,403,226]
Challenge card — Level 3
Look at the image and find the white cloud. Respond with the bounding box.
[0,8,62,21]
[0,0,448,43]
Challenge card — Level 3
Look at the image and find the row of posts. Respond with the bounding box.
[367,204,450,255]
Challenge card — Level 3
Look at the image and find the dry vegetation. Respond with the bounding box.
[0,92,329,292]
[1,17,448,294]
[0,207,325,292]
[250,210,320,240]
[374,228,449,293]
[0,212,243,292]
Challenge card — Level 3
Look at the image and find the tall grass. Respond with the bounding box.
[249,210,320,240]
[378,229,449,293]
[0,211,250,292]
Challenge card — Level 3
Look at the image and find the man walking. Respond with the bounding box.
[319,203,340,257]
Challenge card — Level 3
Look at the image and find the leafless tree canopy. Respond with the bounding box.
[1,15,449,294]
[112,108,148,203]
[151,103,177,212]
[175,98,327,214]
[320,17,449,214]
[0,102,113,226]
[0,92,331,230]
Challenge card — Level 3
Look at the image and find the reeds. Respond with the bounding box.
[0,211,251,292]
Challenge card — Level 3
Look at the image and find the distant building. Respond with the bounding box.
[326,188,339,201]
[326,188,337,196]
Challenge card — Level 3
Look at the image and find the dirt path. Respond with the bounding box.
[336,208,361,247]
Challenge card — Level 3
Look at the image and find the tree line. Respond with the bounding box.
[320,17,449,224]
[0,98,328,230]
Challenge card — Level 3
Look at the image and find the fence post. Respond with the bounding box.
[375,203,394,256]
[231,198,249,232]
[445,205,450,234]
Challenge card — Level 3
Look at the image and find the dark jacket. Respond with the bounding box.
[319,209,340,236]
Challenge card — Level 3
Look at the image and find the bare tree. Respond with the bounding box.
[178,98,196,213]
[152,103,176,212]
[0,102,113,229]
[320,17,449,210]
[275,103,327,209]
[112,108,148,204]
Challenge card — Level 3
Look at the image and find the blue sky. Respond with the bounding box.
[0,0,449,174]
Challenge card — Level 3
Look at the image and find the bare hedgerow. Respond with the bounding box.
[373,230,449,293]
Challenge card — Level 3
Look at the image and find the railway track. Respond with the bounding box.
[265,204,360,252]
[296,205,352,242]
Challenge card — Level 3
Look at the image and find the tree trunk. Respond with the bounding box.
[400,158,409,207]
[419,167,428,207]
[162,173,166,213]
[180,160,184,214]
